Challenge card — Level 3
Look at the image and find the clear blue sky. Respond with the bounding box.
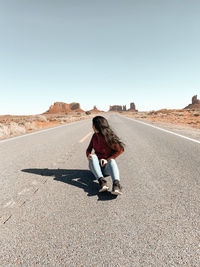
[0,0,200,115]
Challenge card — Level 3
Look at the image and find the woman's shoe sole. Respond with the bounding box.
[99,186,109,192]
[111,190,122,195]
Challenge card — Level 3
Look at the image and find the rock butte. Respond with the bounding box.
[88,106,104,113]
[44,102,84,114]
[109,102,138,112]
[184,95,200,109]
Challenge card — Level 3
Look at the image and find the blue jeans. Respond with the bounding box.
[89,154,120,182]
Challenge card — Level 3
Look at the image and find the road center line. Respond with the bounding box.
[79,132,92,143]
[122,115,200,145]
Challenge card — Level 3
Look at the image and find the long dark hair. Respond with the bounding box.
[92,116,125,150]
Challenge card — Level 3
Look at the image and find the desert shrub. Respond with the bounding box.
[148,111,156,115]
[156,109,171,114]
[57,117,69,122]
[48,118,57,121]
[34,115,48,122]
[0,124,10,138]
[9,122,26,135]
[85,111,91,115]
[24,121,37,130]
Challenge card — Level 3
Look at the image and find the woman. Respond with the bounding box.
[86,116,125,195]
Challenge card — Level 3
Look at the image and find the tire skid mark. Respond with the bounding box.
[0,213,12,224]
[19,200,26,207]
[33,188,39,194]
[3,215,12,224]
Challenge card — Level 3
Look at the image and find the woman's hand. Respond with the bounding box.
[87,154,92,161]
[100,159,108,167]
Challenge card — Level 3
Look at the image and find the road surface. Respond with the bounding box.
[0,114,199,266]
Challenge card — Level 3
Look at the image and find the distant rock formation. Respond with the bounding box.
[109,105,123,112]
[70,102,82,111]
[184,95,200,109]
[87,106,103,113]
[109,102,137,112]
[123,105,127,111]
[129,102,137,111]
[44,102,84,114]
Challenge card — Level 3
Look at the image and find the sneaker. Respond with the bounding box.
[111,180,122,195]
[98,177,109,192]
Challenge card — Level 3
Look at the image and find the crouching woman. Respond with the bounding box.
[86,116,125,195]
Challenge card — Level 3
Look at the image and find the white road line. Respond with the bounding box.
[122,115,200,145]
[0,119,89,144]
[79,132,92,143]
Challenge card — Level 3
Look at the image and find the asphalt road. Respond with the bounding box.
[0,114,199,266]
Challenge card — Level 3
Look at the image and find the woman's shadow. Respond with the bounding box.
[21,168,117,201]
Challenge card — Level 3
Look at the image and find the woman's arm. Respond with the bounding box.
[106,143,124,161]
[86,135,94,158]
